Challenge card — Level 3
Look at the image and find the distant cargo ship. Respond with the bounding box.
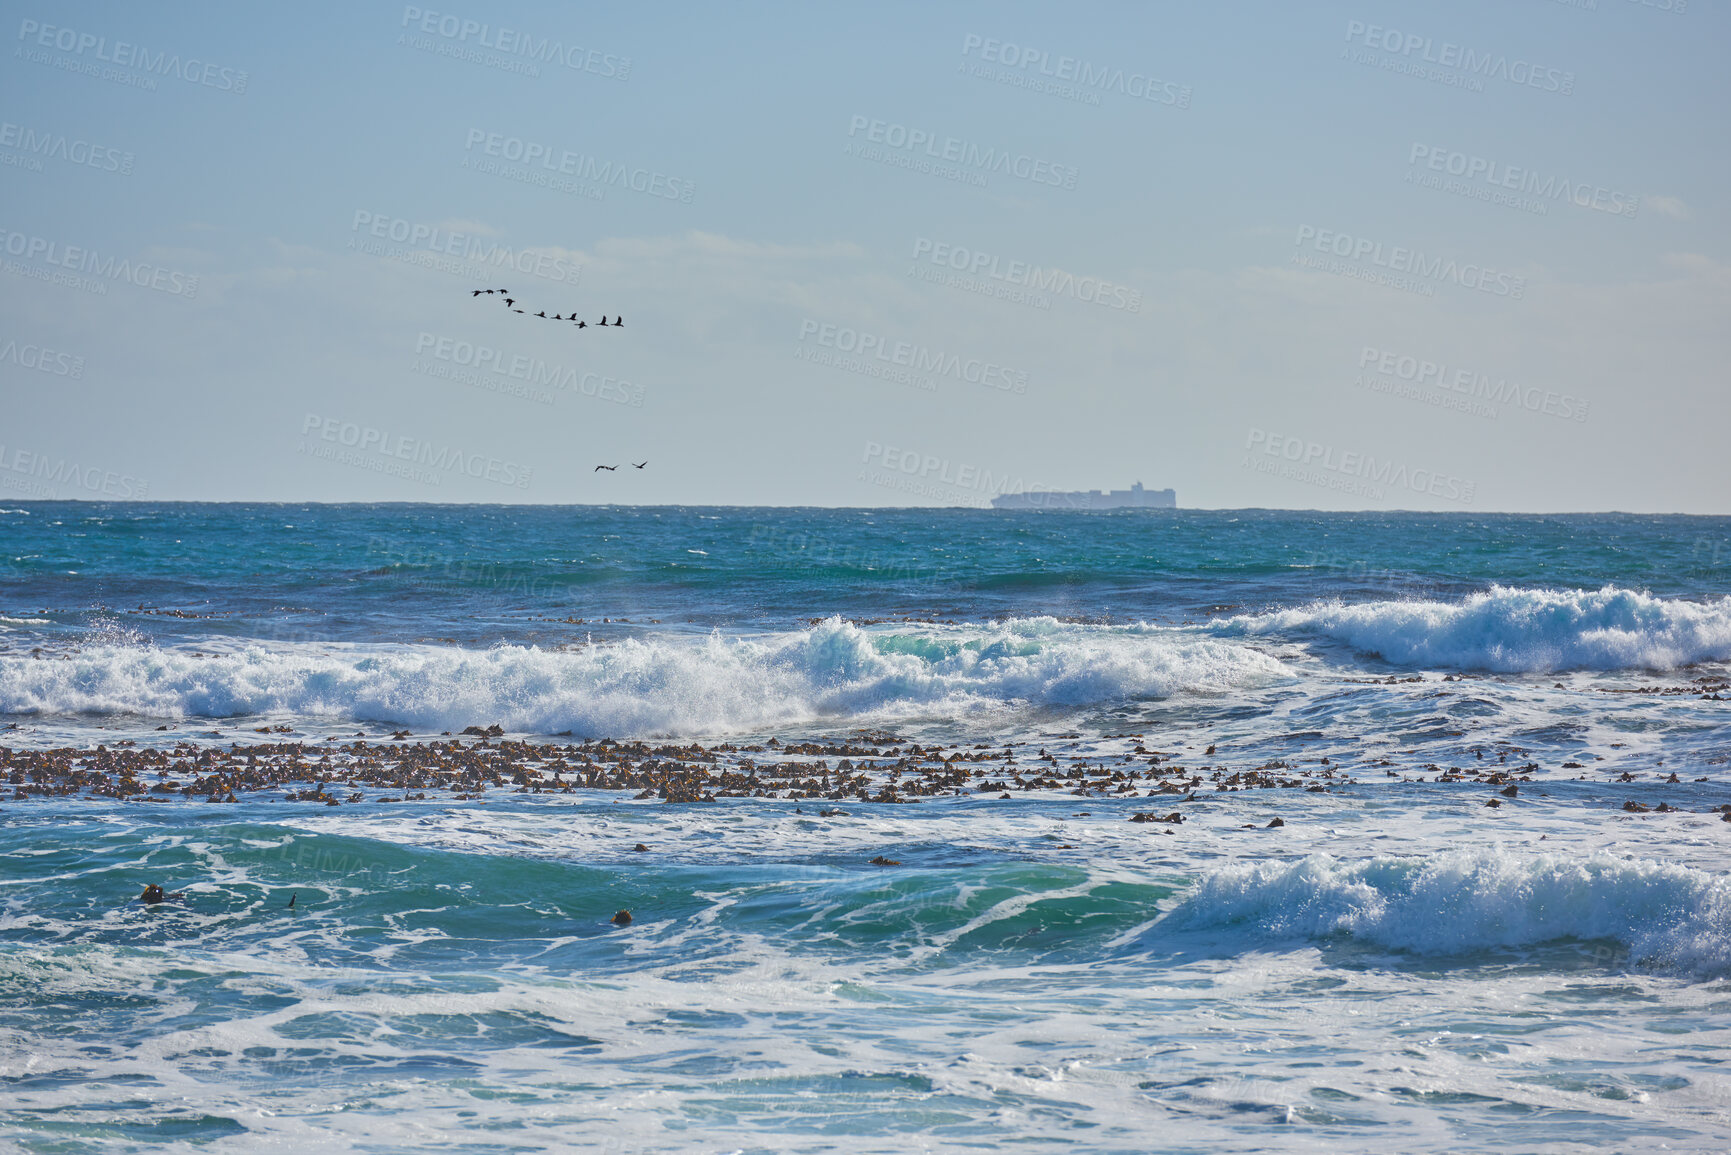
[990,481,1176,510]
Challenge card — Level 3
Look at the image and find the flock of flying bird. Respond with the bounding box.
[470,288,622,328]
[470,289,641,474]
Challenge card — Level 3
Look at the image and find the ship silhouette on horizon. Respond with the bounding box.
[990,481,1177,511]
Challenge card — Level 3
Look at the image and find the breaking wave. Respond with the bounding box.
[1167,850,1731,974]
[0,616,1287,736]
[1213,585,1731,672]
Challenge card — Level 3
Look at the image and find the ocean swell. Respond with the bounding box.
[1167,850,1731,974]
[0,616,1287,736]
[1213,585,1731,672]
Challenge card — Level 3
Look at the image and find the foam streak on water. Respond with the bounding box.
[3,793,1731,1153]
[1,505,1730,1152]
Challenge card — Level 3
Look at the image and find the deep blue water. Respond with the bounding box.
[3,504,1730,1153]
[4,503,1728,646]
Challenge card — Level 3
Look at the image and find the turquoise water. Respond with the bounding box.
[5,505,1728,644]
[2,504,1730,1152]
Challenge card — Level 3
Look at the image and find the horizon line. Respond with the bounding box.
[2,499,1724,517]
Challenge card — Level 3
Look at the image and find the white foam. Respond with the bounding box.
[1213,585,1731,672]
[1167,848,1731,973]
[0,616,1288,736]
[0,616,52,626]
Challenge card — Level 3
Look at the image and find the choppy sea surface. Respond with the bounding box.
[3,503,1730,1153]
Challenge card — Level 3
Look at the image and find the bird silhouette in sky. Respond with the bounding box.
[468,291,623,332]
[632,461,647,469]
[594,464,617,472]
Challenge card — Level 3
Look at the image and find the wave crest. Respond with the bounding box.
[1167,850,1731,973]
[0,617,1287,736]
[1213,585,1731,672]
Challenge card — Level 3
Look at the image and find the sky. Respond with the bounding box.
[0,0,1725,511]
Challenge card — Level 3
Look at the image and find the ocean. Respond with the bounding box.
[2,503,1730,1153]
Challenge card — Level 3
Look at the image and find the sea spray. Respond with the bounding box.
[1212,585,1731,672]
[1167,849,1731,973]
[0,617,1287,735]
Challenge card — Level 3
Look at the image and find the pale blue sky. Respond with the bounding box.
[2,0,1724,510]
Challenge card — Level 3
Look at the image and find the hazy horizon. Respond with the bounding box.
[2,1,1725,512]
